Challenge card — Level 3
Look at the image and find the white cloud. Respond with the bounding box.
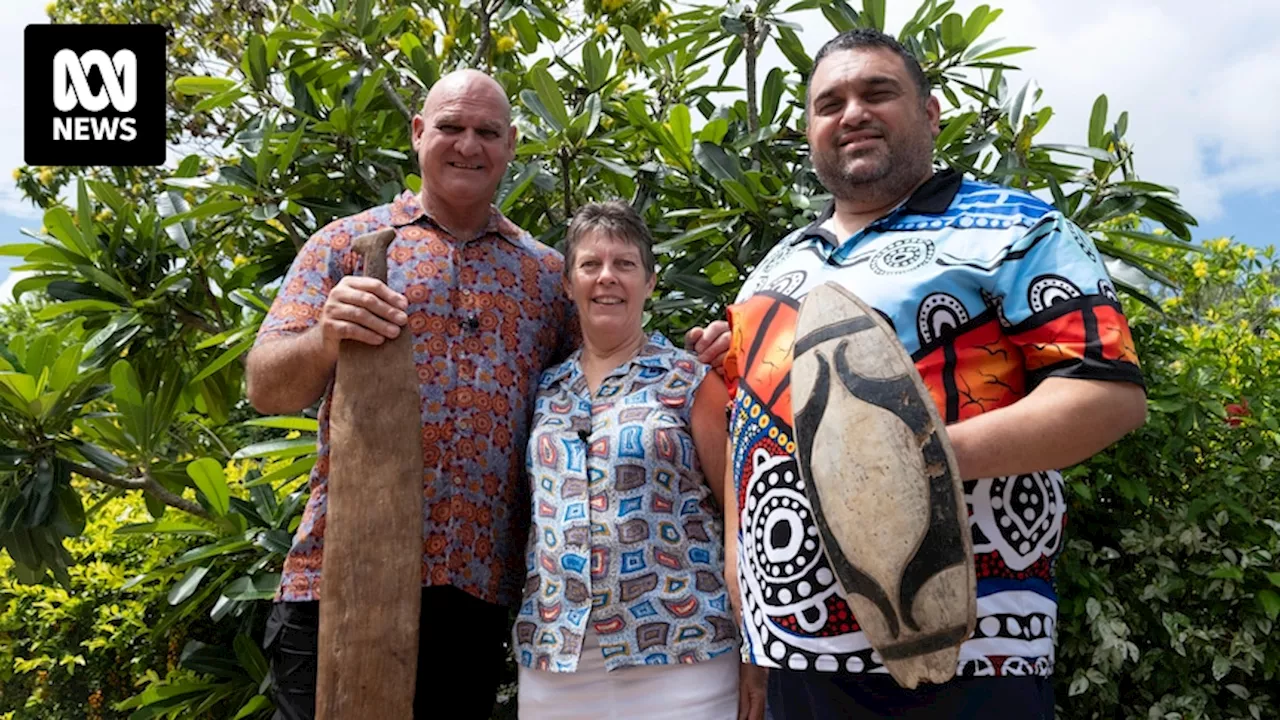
[756,0,1280,225]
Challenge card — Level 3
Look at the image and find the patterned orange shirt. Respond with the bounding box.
[256,190,575,607]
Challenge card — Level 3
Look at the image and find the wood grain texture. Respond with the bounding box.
[316,229,424,718]
[790,282,975,689]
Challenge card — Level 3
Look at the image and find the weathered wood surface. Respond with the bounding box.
[790,282,975,689]
[316,229,424,718]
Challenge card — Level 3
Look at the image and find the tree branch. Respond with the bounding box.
[70,462,212,519]
[470,0,498,69]
[381,77,415,125]
[743,16,761,136]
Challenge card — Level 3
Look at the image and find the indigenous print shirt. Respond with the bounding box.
[257,190,574,607]
[514,335,738,672]
[724,170,1143,678]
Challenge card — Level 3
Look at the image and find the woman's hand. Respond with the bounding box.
[738,663,768,720]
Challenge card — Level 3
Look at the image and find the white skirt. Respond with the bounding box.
[517,630,739,719]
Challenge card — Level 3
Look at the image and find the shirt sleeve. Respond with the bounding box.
[993,213,1144,391]
[255,220,358,346]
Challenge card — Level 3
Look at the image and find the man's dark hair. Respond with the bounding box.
[809,28,931,105]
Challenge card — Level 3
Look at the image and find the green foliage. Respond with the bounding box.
[0,0,1243,718]
[1059,239,1280,719]
[0,486,208,719]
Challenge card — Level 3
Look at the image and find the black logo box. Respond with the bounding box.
[25,24,166,167]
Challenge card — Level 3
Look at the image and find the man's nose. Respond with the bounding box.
[840,99,871,128]
[456,129,481,154]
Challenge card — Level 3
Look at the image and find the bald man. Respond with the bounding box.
[247,70,576,720]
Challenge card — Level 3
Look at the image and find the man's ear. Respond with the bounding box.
[507,124,518,155]
[926,95,941,137]
[411,114,425,150]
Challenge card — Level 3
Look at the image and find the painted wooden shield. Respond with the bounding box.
[316,229,424,718]
[790,281,975,689]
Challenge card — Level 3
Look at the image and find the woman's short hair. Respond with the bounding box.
[563,200,656,279]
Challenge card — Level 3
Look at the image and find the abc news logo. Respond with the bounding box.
[25,24,165,166]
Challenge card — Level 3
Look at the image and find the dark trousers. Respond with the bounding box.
[265,585,511,720]
[766,668,1055,719]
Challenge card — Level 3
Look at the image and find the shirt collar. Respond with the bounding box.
[790,168,964,247]
[388,189,524,246]
[542,332,677,390]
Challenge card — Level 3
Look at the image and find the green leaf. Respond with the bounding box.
[693,142,742,182]
[168,565,210,605]
[721,178,759,212]
[160,200,245,227]
[43,206,88,258]
[940,13,965,51]
[115,519,217,536]
[620,25,649,63]
[1259,589,1280,621]
[76,179,97,261]
[1038,144,1117,163]
[861,0,885,30]
[174,76,238,96]
[972,45,1034,61]
[232,438,317,460]
[776,28,812,75]
[760,68,785,126]
[528,67,570,132]
[234,634,270,685]
[1266,571,1280,588]
[233,695,272,720]
[247,35,268,90]
[244,457,316,489]
[189,337,254,385]
[1088,94,1109,149]
[110,359,142,408]
[512,11,538,53]
[187,457,230,517]
[222,572,281,601]
[35,300,120,320]
[668,104,692,153]
[1208,565,1244,581]
[242,416,319,432]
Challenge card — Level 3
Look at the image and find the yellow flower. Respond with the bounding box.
[419,18,437,37]
[11,168,20,181]
[653,10,670,29]
[233,254,248,267]
[496,34,517,53]
[1193,260,1208,279]
[1247,248,1257,260]
[1213,238,1230,252]
[442,33,455,54]
[38,168,54,186]
[94,209,112,223]
[595,22,609,36]
[45,2,55,17]
[603,0,626,11]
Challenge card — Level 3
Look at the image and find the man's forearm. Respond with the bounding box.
[245,327,339,414]
[946,377,1147,480]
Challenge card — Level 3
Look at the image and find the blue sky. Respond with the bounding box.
[3,0,1279,295]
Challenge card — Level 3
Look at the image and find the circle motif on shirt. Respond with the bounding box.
[741,450,834,633]
[766,271,808,298]
[977,471,1065,571]
[916,293,970,345]
[1027,274,1082,314]
[869,238,935,275]
[1098,278,1119,304]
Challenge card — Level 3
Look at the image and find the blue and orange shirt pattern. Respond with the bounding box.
[256,190,575,607]
[515,336,738,671]
[724,170,1142,677]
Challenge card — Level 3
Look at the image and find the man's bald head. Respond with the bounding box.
[421,69,512,124]
[411,68,518,227]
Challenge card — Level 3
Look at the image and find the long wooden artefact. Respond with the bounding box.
[316,229,423,718]
[790,282,975,689]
